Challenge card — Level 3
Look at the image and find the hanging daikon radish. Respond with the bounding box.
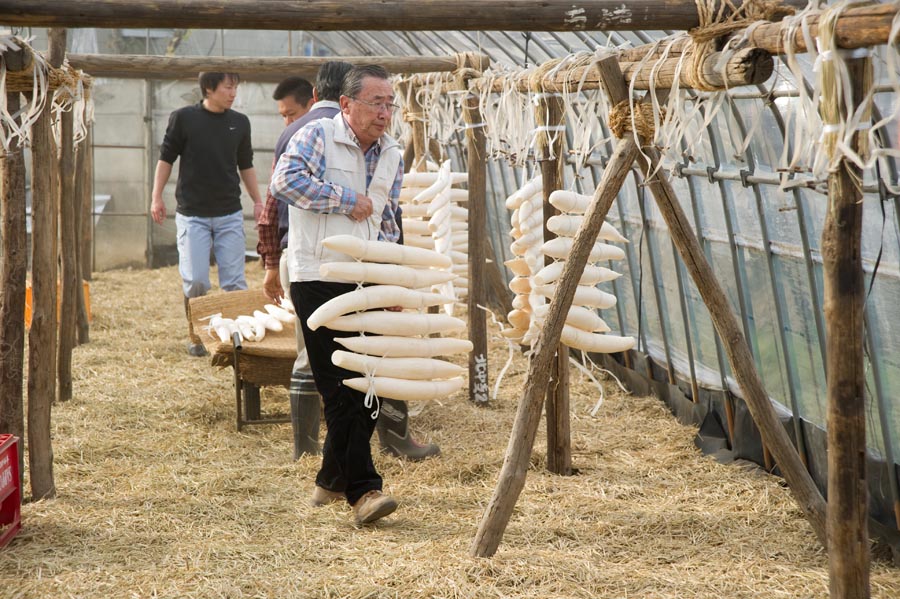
[505,258,530,276]
[541,237,626,262]
[504,175,543,209]
[532,304,610,333]
[548,189,593,214]
[512,294,529,311]
[399,187,428,202]
[403,170,448,188]
[517,192,543,225]
[320,262,456,288]
[507,309,531,330]
[324,311,465,335]
[501,327,527,340]
[451,263,468,275]
[264,303,295,323]
[451,231,468,246]
[253,309,284,332]
[560,326,635,354]
[533,261,621,286]
[403,235,435,250]
[307,285,454,330]
[448,189,469,203]
[450,205,468,220]
[399,202,430,218]
[508,276,531,294]
[510,227,543,255]
[332,350,464,380]
[411,161,451,204]
[426,188,453,218]
[533,283,618,309]
[449,250,467,264]
[403,219,432,236]
[546,214,628,243]
[335,335,473,357]
[323,234,451,268]
[344,375,465,402]
[450,221,468,232]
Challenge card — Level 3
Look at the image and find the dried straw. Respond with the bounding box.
[2,265,899,598]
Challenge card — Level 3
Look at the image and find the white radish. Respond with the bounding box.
[559,326,635,354]
[307,285,454,331]
[335,335,473,357]
[548,189,592,214]
[533,304,610,333]
[403,234,435,250]
[546,214,628,243]
[320,262,455,288]
[541,237,626,262]
[253,309,284,332]
[533,262,621,286]
[264,303,295,323]
[323,312,466,335]
[504,258,530,276]
[402,219,432,236]
[234,315,258,341]
[332,350,464,380]
[532,283,618,309]
[344,375,465,402]
[323,234,451,268]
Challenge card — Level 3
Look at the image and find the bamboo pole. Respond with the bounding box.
[636,147,828,548]
[472,57,638,557]
[58,102,77,402]
[0,46,31,455]
[822,56,871,599]
[459,70,490,406]
[534,90,571,475]
[0,0,794,31]
[27,28,66,500]
[74,127,91,344]
[67,53,478,81]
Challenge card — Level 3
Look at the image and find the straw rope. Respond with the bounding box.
[608,99,660,140]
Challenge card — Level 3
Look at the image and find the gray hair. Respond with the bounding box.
[341,65,391,99]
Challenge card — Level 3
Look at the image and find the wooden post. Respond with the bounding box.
[27,28,66,500]
[472,57,638,557]
[459,77,490,405]
[58,97,78,401]
[534,90,571,475]
[822,56,871,599]
[636,148,828,547]
[74,125,91,343]
[400,81,428,172]
[0,46,31,455]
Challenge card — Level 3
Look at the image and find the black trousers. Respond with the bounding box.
[292,280,381,505]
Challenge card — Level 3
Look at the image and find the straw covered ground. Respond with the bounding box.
[3,265,900,598]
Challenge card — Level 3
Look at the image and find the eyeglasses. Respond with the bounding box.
[351,97,400,113]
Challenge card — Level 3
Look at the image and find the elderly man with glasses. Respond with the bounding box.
[270,64,405,525]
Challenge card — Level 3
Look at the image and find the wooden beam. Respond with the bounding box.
[460,79,490,406]
[472,56,637,558]
[0,0,788,32]
[68,53,473,82]
[534,90,571,475]
[471,48,773,94]
[822,57,871,598]
[28,28,66,501]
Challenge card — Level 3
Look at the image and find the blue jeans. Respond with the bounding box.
[176,211,247,298]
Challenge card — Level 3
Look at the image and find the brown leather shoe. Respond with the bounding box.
[352,490,398,525]
[310,486,345,507]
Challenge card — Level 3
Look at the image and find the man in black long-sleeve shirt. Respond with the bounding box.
[151,72,263,356]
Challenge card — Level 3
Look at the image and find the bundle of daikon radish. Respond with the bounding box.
[504,180,635,354]
[307,234,473,402]
[203,299,295,344]
[398,160,469,310]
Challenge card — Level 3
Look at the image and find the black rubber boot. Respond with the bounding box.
[376,398,440,461]
[289,370,320,459]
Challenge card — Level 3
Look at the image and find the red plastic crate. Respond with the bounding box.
[0,434,22,548]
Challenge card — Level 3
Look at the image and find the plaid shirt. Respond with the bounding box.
[256,159,283,270]
[268,118,403,262]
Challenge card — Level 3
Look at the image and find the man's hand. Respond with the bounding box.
[150,196,166,224]
[350,194,374,222]
[253,202,264,225]
[263,268,285,302]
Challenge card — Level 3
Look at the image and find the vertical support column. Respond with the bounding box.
[822,56,871,599]
[81,124,94,280]
[0,47,31,461]
[58,88,78,402]
[459,77,490,405]
[28,28,67,500]
[401,81,428,173]
[534,90,570,475]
